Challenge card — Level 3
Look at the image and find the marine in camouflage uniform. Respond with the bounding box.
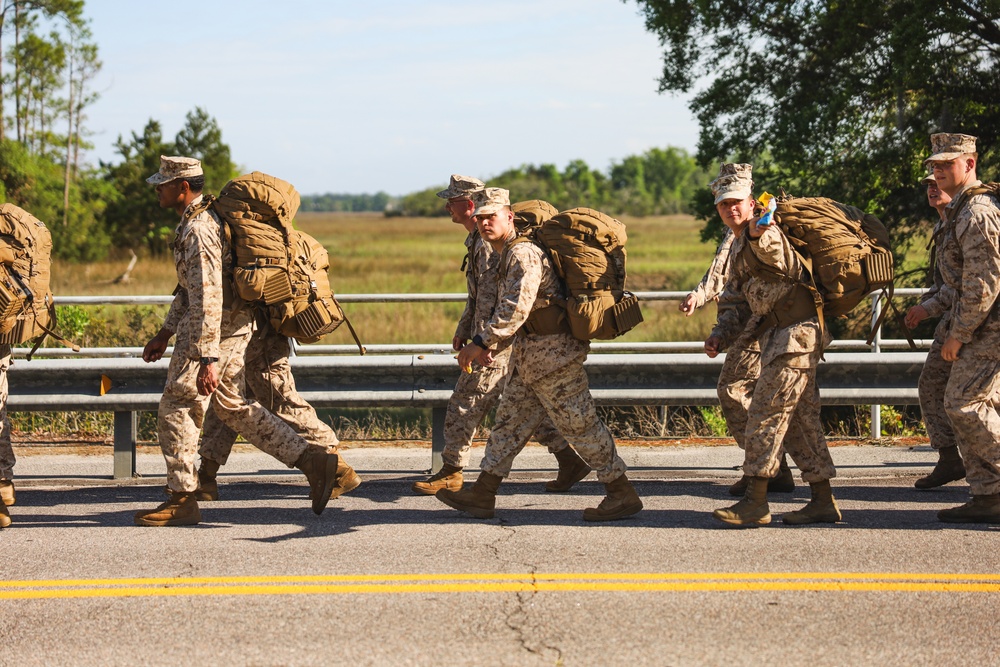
[412,176,585,496]
[0,345,14,528]
[435,188,641,522]
[905,172,964,489]
[922,133,1000,523]
[688,168,795,496]
[134,156,339,527]
[706,166,839,527]
[196,315,361,501]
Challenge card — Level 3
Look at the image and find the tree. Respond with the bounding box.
[630,0,1000,255]
[174,106,236,193]
[101,120,176,255]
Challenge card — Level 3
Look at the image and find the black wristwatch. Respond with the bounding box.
[200,357,219,366]
[472,335,488,350]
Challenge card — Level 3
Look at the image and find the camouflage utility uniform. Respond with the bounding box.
[712,227,836,484]
[916,214,959,455]
[158,196,314,493]
[935,182,1000,497]
[442,229,569,469]
[199,316,342,464]
[475,236,625,482]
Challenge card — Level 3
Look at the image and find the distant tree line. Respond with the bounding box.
[394,147,709,218]
[300,192,393,213]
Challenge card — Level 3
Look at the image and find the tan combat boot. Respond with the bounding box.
[195,459,221,501]
[728,455,795,496]
[134,492,201,527]
[412,464,463,495]
[782,480,842,525]
[435,471,502,519]
[0,503,10,528]
[295,445,339,515]
[938,494,1000,523]
[330,460,362,499]
[545,447,591,493]
[583,473,642,521]
[915,445,966,489]
[0,479,15,506]
[714,476,770,526]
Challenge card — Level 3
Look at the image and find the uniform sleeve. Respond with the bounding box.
[453,234,481,341]
[690,230,735,307]
[710,283,751,349]
[162,289,187,334]
[949,200,1000,343]
[747,225,805,280]
[180,218,223,359]
[477,244,542,349]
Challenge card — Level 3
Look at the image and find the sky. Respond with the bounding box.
[81,1,698,196]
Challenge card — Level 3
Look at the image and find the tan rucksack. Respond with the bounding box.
[507,206,643,341]
[209,172,365,351]
[771,196,894,319]
[0,204,78,358]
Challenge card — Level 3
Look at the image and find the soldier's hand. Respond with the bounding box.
[941,337,963,362]
[679,293,698,316]
[142,330,171,363]
[704,335,722,358]
[904,305,929,329]
[197,362,220,396]
[452,336,466,352]
[457,343,489,372]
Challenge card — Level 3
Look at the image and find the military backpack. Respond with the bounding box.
[0,204,78,358]
[503,205,643,341]
[204,172,364,352]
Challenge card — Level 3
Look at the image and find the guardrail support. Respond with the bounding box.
[431,407,446,473]
[113,411,137,480]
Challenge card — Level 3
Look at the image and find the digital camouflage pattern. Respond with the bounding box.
[687,228,734,310]
[474,234,624,483]
[712,226,836,482]
[442,229,567,468]
[935,181,1000,495]
[0,345,13,480]
[158,199,312,492]
[199,318,341,466]
[924,133,978,164]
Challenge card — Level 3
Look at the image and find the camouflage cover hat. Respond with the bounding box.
[436,174,485,200]
[924,133,978,165]
[472,187,511,217]
[146,155,203,185]
[921,173,936,185]
[709,163,754,204]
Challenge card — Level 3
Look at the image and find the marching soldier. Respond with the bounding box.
[922,133,1000,523]
[435,188,641,521]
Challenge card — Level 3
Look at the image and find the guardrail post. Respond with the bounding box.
[870,293,883,440]
[431,407,446,473]
[113,411,137,479]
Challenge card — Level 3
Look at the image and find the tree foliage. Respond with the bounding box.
[631,0,1000,257]
[396,147,708,217]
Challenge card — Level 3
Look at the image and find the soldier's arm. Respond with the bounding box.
[747,223,804,281]
[476,244,542,349]
[949,203,1000,343]
[183,218,224,360]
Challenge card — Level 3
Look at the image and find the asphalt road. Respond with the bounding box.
[1,445,998,667]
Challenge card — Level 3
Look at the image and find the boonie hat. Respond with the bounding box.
[472,188,510,217]
[436,174,485,200]
[146,155,204,185]
[924,133,978,165]
[709,163,754,204]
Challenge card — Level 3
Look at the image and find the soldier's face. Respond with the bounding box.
[715,196,754,229]
[476,209,514,243]
[931,156,975,197]
[155,179,185,209]
[446,197,475,225]
[926,181,950,211]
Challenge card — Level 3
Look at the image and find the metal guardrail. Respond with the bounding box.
[9,288,929,477]
[8,351,926,479]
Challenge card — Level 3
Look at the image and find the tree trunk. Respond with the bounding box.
[14,0,21,144]
[63,57,74,227]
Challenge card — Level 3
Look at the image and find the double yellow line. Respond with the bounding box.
[3,572,1000,600]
